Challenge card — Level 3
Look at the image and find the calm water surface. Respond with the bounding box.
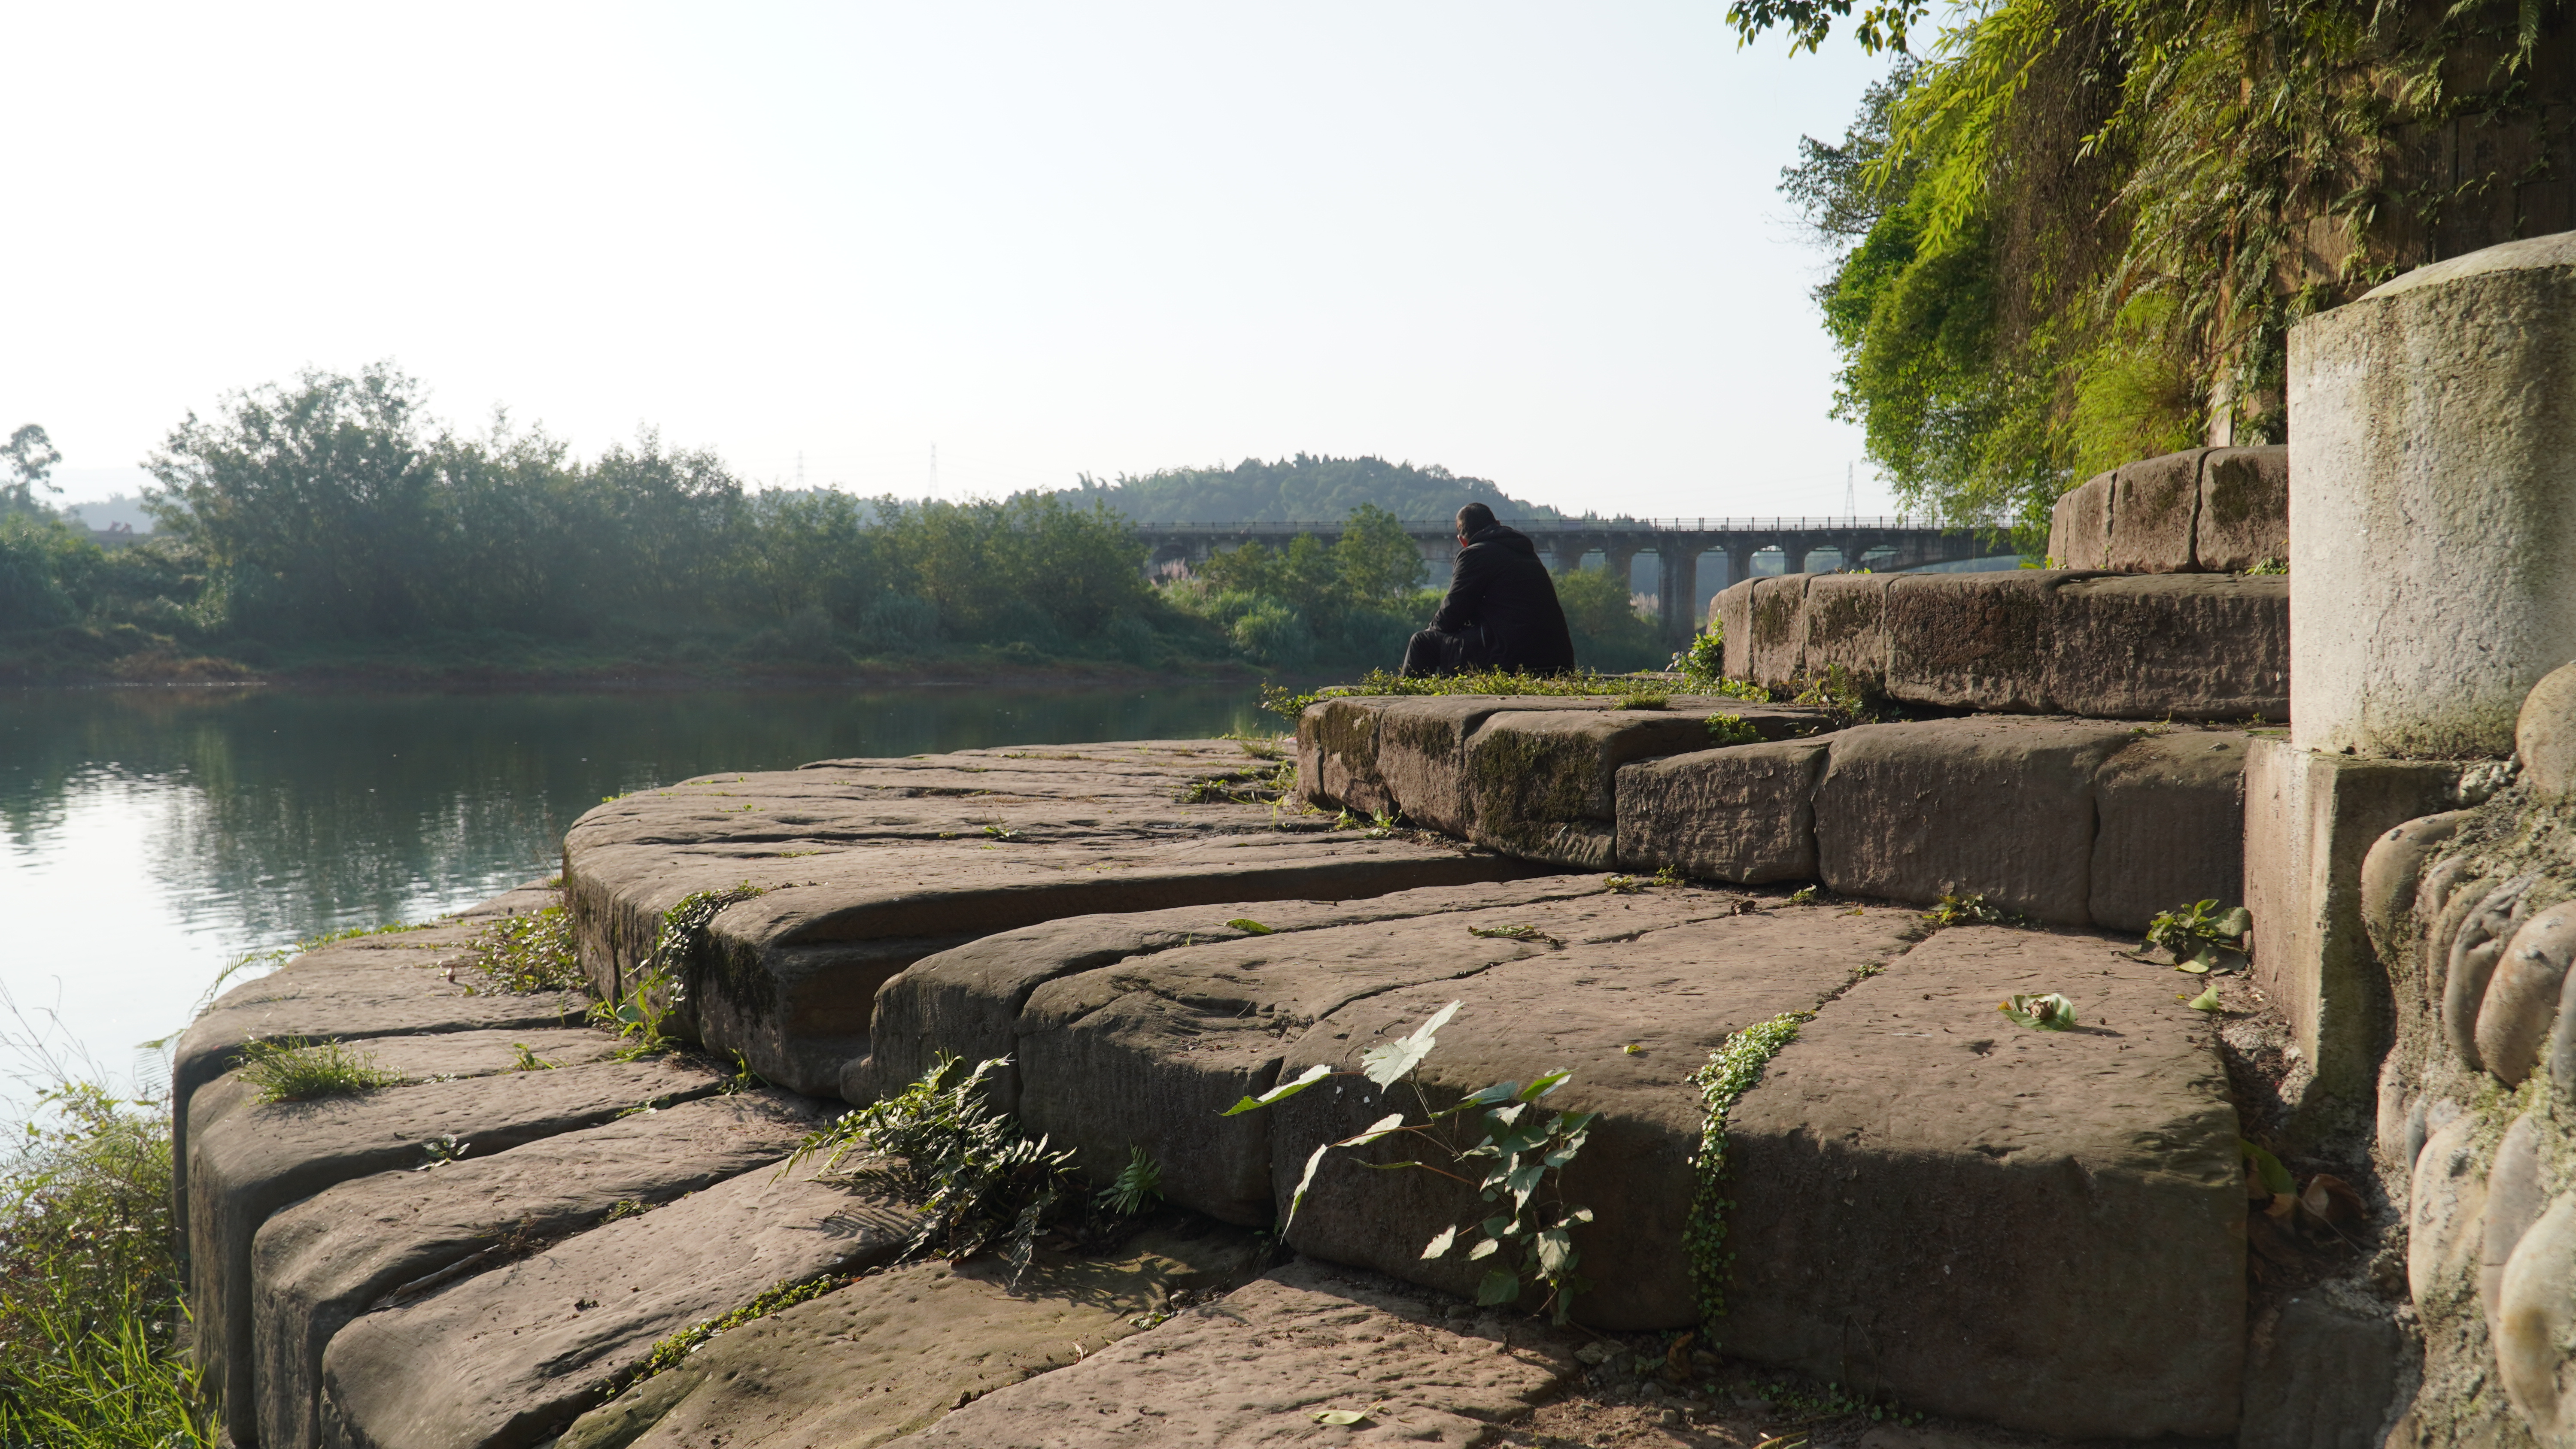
[0,682,1270,1097]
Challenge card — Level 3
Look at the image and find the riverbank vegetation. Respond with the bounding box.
[0,1081,210,1446]
[0,367,1666,683]
[1770,0,2570,540]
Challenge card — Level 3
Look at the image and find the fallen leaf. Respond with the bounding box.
[1999,992,2079,1030]
[1313,1409,1369,1425]
[2298,1173,2367,1240]
[2185,985,2222,1011]
[1226,918,1274,935]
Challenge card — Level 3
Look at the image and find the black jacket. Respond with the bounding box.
[1430,524,1576,673]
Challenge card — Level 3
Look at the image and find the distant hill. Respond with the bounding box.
[1048,455,1562,524]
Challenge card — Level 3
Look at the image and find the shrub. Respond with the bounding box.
[233,1037,405,1103]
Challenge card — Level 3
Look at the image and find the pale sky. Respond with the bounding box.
[3,3,1899,519]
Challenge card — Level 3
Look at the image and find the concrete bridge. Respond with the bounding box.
[1133,517,2011,644]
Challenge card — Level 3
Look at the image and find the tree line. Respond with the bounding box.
[0,366,1661,675]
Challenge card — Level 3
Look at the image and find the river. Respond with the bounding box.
[0,681,1273,1103]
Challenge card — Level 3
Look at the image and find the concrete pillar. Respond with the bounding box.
[2243,231,2576,1134]
[1657,541,1700,645]
[2287,231,2576,759]
[1601,545,1641,596]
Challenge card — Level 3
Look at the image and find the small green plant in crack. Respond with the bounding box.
[1224,1001,1597,1323]
[983,823,1021,841]
[1998,993,2080,1031]
[1604,875,1645,895]
[1705,714,1763,748]
[1789,663,1886,726]
[1786,885,1820,906]
[787,1055,1159,1286]
[235,1038,406,1104]
[1098,1147,1163,1217]
[508,1043,558,1072]
[1922,892,2007,929]
[1685,1012,1807,1326]
[460,906,583,995]
[1614,694,1670,711]
[606,1272,855,1399]
[599,884,765,1049]
[2145,899,2252,975]
[415,1134,470,1170]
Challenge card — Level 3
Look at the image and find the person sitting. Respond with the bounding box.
[1400,503,1577,677]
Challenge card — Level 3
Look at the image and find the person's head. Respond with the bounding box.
[1455,502,1496,541]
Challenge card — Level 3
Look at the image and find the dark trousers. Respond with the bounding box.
[1401,627,1484,678]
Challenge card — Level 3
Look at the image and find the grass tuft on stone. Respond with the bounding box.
[1262,667,1768,720]
[462,906,585,994]
[234,1037,406,1103]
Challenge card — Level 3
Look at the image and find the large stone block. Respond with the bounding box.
[1614,739,1829,883]
[2236,1292,2414,1449]
[2050,469,2116,569]
[881,1260,1579,1449]
[1270,905,1915,1329]
[2196,445,2291,572]
[1812,718,2138,925]
[316,1156,917,1449]
[2243,739,2464,1116]
[2107,447,2211,573]
[188,1054,724,1435]
[564,740,1544,1095]
[2288,230,2576,758]
[1801,572,1893,681]
[1725,570,2287,721]
[2090,729,2253,932]
[1293,696,1389,814]
[1725,926,2245,1439]
[1460,706,1821,868]
[555,1222,1270,1449]
[249,1091,827,1449]
[2038,574,2292,721]
[850,877,1613,1112]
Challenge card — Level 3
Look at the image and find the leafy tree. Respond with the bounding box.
[1058,454,1559,524]
[3,424,63,513]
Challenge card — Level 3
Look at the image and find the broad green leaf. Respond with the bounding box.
[1281,1143,1330,1234]
[1535,1226,1576,1274]
[1421,1225,1458,1259]
[1221,1063,1331,1116]
[1483,1214,1513,1238]
[1518,1069,1573,1100]
[2185,985,2222,1011]
[1227,918,1274,934]
[1567,1206,1595,1224]
[1337,1112,1408,1148]
[2239,1137,2294,1196]
[1486,1102,1528,1127]
[1360,998,1463,1091]
[1313,1409,1367,1425]
[1476,1269,1522,1305]
[1468,1236,1501,1260]
[2214,906,2252,937]
[1360,1000,1462,1086]
[1507,1162,1546,1205]
[1461,1081,1521,1107]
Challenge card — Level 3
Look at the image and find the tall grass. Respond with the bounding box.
[0,1080,210,1446]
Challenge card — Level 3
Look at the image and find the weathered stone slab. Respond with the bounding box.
[1013,887,1775,1226]
[2196,445,2290,572]
[566,740,1548,1096]
[1724,925,2245,1439]
[190,1056,723,1434]
[173,917,588,1247]
[1717,570,2289,721]
[1812,718,2136,925]
[852,877,1615,1111]
[1270,903,1917,1327]
[2236,1291,2413,1449]
[2090,728,2253,932]
[1295,696,1392,816]
[2106,447,2211,573]
[880,1258,1580,1449]
[1460,705,1825,867]
[2049,468,2116,569]
[1801,571,1893,681]
[251,1091,829,1449]
[554,1219,1270,1449]
[1614,739,1829,883]
[316,1155,916,1449]
[2245,739,2464,1112]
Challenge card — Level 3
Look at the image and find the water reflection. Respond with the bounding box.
[0,681,1270,1094]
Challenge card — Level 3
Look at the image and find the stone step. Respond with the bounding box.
[250,1091,829,1449]
[881,1258,1580,1449]
[563,739,1549,1096]
[1301,702,2254,931]
[314,1154,916,1449]
[2047,444,2290,573]
[188,1049,726,1441]
[1713,569,2288,721]
[859,877,2247,1439]
[553,1219,1273,1449]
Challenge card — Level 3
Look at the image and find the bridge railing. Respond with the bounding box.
[1131,517,2000,534]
